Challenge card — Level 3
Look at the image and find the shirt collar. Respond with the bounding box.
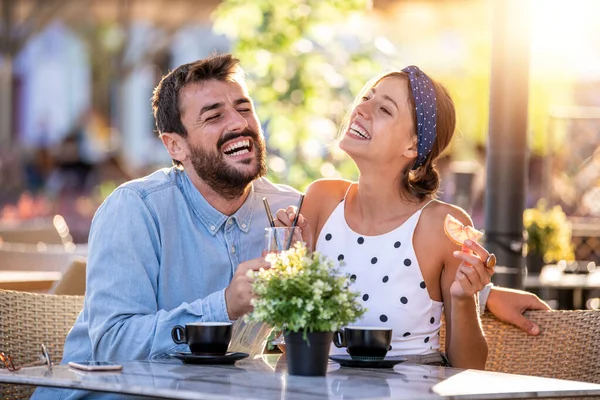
[179,170,254,235]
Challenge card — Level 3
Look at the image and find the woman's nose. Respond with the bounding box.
[355,101,371,119]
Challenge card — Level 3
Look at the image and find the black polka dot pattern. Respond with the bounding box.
[319,206,443,356]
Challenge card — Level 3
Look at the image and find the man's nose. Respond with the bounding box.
[227,109,249,132]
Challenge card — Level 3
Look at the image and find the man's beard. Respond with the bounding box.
[189,128,267,200]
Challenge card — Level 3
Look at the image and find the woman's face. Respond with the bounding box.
[340,75,417,168]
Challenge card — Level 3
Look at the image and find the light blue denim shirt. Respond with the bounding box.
[33,167,299,400]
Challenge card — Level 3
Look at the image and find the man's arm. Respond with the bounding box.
[86,188,231,361]
[484,285,551,335]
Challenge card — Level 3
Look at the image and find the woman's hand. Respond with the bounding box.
[450,239,495,299]
[275,206,313,251]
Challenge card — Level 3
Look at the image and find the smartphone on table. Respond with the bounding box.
[68,361,123,372]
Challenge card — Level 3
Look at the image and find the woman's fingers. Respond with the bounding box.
[463,240,491,267]
[460,264,487,288]
[454,249,493,283]
[275,206,299,226]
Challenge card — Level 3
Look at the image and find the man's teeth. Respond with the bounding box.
[349,123,370,139]
[228,149,249,156]
[223,139,251,155]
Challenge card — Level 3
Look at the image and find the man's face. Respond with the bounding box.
[179,79,267,199]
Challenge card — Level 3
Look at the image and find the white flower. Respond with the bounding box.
[265,253,278,264]
[245,243,365,333]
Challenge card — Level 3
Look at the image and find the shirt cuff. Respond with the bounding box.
[478,282,494,316]
[199,289,235,323]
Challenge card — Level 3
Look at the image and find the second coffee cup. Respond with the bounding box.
[333,326,392,360]
[171,322,233,356]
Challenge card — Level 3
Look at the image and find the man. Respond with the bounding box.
[35,53,547,399]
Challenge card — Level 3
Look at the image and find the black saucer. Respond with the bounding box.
[329,354,406,369]
[169,352,249,365]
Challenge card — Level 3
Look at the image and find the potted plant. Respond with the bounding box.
[524,200,575,273]
[246,242,365,376]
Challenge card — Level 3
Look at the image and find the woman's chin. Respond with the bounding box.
[339,138,365,160]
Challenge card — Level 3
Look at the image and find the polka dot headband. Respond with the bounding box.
[401,66,437,170]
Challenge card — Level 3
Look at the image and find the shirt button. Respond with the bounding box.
[210,225,216,231]
[231,246,236,254]
[241,223,247,229]
[227,219,233,225]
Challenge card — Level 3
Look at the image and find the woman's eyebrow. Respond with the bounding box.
[371,88,398,110]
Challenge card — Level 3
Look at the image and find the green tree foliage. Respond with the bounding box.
[212,0,381,190]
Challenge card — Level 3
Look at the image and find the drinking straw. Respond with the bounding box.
[262,197,281,250]
[285,194,305,250]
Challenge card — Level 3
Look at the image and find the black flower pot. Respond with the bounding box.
[284,331,333,376]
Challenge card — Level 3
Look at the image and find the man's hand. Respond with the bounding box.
[225,258,270,320]
[486,286,551,335]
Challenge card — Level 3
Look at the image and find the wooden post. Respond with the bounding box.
[484,0,532,289]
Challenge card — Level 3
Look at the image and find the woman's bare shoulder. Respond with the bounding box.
[419,200,474,243]
[424,200,473,226]
[303,179,353,235]
[305,178,354,201]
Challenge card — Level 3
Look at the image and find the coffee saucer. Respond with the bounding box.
[169,352,249,365]
[329,354,406,369]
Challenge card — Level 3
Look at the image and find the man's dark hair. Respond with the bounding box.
[151,54,243,166]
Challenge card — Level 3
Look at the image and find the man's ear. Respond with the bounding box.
[160,132,188,164]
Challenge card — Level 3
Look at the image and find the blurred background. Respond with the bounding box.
[0,0,599,307]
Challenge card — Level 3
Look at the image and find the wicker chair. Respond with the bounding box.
[441,310,600,383]
[0,290,84,399]
[51,258,87,295]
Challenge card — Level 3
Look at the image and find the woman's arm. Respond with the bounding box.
[440,209,491,369]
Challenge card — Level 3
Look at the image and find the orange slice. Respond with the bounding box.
[444,214,483,246]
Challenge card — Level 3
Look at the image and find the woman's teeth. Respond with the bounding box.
[349,123,370,139]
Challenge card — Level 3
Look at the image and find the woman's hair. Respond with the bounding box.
[340,70,456,201]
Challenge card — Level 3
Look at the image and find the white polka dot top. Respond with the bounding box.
[317,197,443,357]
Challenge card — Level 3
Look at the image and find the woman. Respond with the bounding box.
[277,66,493,369]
